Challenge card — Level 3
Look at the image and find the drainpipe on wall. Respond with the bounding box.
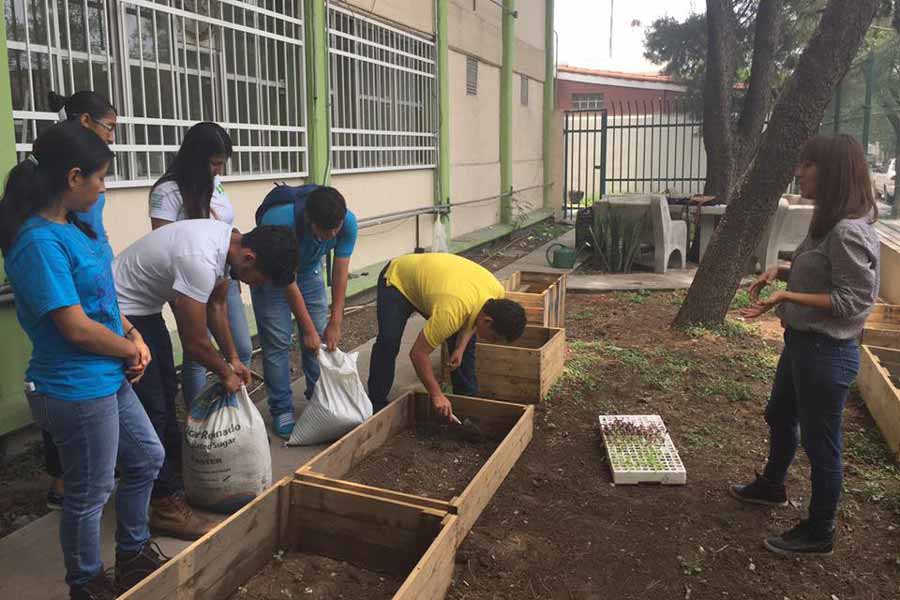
[435,0,451,240]
[304,0,331,185]
[499,0,516,224]
[542,0,555,210]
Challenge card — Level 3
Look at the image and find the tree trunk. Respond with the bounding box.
[701,0,739,200]
[675,0,881,327]
[734,0,783,178]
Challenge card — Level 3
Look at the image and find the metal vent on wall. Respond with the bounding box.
[466,56,478,95]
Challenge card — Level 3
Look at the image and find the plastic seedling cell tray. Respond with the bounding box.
[598,414,686,485]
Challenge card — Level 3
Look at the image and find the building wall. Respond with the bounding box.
[556,78,685,112]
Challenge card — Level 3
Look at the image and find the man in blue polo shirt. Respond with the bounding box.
[251,185,358,438]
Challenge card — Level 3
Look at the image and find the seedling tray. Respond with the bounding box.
[598,415,686,485]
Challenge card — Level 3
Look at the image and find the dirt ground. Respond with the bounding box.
[232,551,401,600]
[343,424,499,499]
[446,291,900,600]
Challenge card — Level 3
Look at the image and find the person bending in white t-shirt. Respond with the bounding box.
[113,221,297,541]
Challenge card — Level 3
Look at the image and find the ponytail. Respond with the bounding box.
[47,90,117,123]
[0,121,113,254]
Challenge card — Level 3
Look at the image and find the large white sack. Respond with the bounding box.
[183,384,272,513]
[288,348,372,446]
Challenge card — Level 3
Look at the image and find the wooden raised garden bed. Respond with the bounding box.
[501,271,567,328]
[297,391,533,541]
[863,304,900,349]
[475,325,566,404]
[858,345,900,460]
[118,476,459,600]
[121,392,533,600]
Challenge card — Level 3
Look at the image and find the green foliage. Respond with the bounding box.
[589,207,647,274]
[730,279,787,310]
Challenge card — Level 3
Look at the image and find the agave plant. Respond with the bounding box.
[588,205,647,273]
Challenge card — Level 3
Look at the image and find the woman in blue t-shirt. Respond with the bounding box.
[0,122,166,599]
[40,89,119,511]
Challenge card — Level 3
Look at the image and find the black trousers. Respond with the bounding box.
[127,313,181,498]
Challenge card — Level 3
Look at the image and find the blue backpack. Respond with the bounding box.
[254,183,322,240]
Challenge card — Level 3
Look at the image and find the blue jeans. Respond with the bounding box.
[181,279,253,406]
[762,328,860,530]
[251,268,329,418]
[367,265,478,412]
[27,383,164,587]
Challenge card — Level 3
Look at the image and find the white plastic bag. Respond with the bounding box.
[183,384,272,513]
[287,348,372,446]
[432,216,449,253]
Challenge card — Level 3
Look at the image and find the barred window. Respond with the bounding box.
[572,92,604,110]
[328,5,436,174]
[7,0,307,186]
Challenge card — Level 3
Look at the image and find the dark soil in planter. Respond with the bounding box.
[231,552,401,600]
[342,424,500,499]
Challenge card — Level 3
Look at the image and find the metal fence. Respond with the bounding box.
[563,100,707,217]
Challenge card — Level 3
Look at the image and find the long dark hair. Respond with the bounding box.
[0,121,114,255]
[153,122,232,219]
[48,90,117,121]
[800,134,878,239]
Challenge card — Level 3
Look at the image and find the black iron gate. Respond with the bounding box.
[563,100,708,219]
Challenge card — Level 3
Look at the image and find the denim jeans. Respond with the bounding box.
[367,265,478,412]
[181,279,253,406]
[762,328,860,530]
[27,383,164,587]
[251,268,329,418]
[128,313,182,498]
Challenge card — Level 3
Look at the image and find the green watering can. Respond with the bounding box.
[546,242,577,269]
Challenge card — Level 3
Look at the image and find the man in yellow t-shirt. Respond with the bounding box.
[367,253,527,419]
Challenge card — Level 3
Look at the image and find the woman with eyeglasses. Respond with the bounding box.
[38,91,120,512]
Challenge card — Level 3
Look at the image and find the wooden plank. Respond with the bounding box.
[298,393,413,479]
[296,471,454,513]
[863,328,900,350]
[858,345,900,460]
[415,392,526,439]
[120,477,290,600]
[478,375,542,404]
[291,480,445,576]
[392,515,459,600]
[868,304,900,325]
[879,239,900,305]
[451,405,534,539]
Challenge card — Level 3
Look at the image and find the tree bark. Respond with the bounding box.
[675,0,881,327]
[702,0,739,200]
[734,0,783,176]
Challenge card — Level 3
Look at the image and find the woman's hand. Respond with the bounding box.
[740,290,787,319]
[748,266,779,304]
[125,336,152,384]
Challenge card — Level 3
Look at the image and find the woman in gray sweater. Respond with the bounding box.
[730,134,880,556]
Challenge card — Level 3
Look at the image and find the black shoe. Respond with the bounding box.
[729,471,788,506]
[46,488,64,511]
[70,571,117,600]
[115,540,170,593]
[764,520,834,556]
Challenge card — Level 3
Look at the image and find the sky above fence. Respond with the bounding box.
[555,0,696,72]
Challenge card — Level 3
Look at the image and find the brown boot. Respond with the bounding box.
[148,493,216,541]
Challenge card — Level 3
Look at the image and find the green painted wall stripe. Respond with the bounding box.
[542,0,554,210]
[304,0,330,185]
[499,0,515,224]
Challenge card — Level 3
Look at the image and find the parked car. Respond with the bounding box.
[873,159,895,203]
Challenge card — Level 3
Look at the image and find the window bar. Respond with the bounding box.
[253,11,264,170]
[151,9,164,173]
[81,0,93,89]
[62,0,74,91]
[21,0,36,142]
[271,25,281,172]
[100,0,114,109]
[229,11,241,172]
[260,14,271,171]
[206,18,218,121]
[179,0,190,127]
[217,0,228,137]
[117,6,137,179]
[194,11,204,120]
[42,0,57,98]
[242,9,251,162]
[136,5,150,176]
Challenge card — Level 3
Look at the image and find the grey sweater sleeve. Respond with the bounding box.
[827,222,879,320]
